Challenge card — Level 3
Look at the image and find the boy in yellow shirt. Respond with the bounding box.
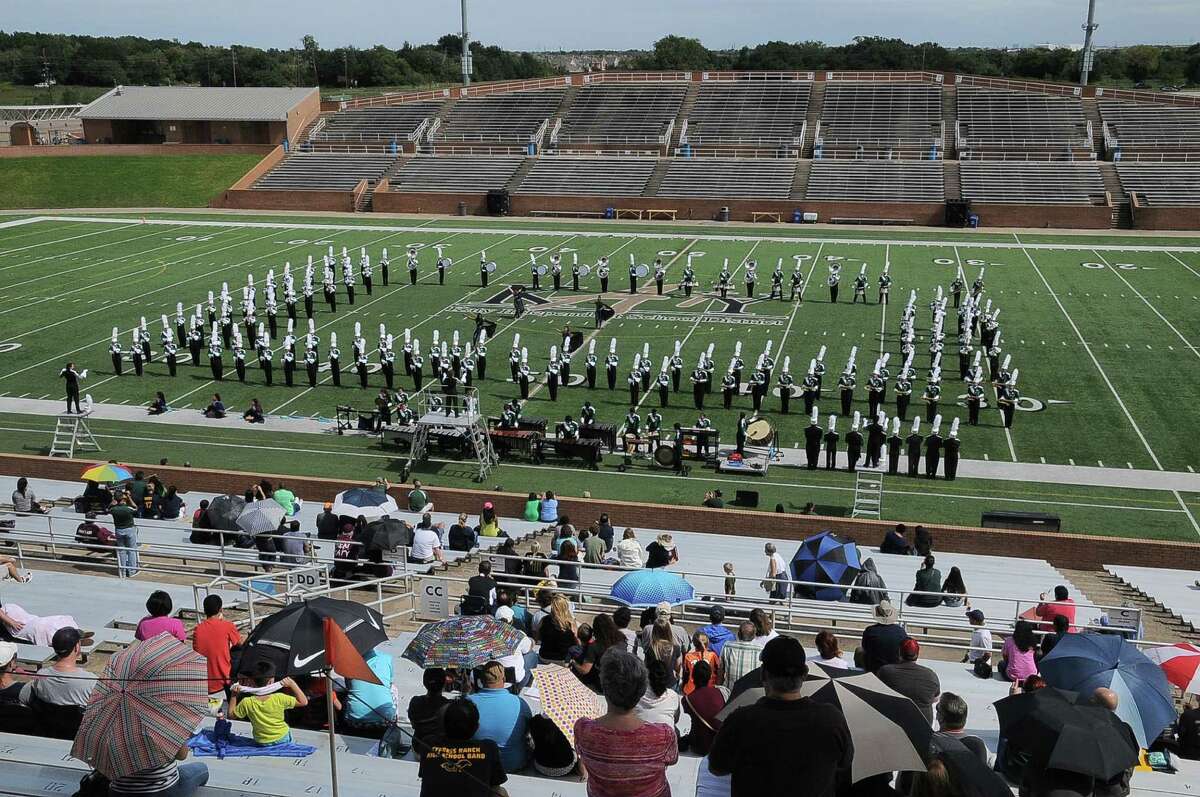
[227,661,309,745]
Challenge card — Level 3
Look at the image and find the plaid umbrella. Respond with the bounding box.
[402,615,524,669]
[81,463,133,483]
[332,488,399,520]
[609,569,695,607]
[236,501,286,535]
[791,531,861,601]
[205,494,246,532]
[72,635,208,780]
[531,664,602,746]
[239,597,388,677]
[1145,642,1200,695]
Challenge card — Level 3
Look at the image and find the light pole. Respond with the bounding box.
[1079,0,1099,87]
[461,0,473,87]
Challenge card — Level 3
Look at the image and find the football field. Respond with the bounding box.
[1,212,1199,539]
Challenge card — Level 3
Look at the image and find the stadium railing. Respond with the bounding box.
[955,74,1083,98]
[824,70,943,84]
[700,71,816,82]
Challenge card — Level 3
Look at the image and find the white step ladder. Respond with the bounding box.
[49,413,102,458]
[851,471,883,519]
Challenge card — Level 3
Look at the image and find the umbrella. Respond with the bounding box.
[204,494,246,531]
[609,569,695,607]
[81,462,133,483]
[1039,632,1175,747]
[236,501,286,535]
[937,745,1013,797]
[332,488,399,520]
[240,598,388,676]
[531,664,602,746]
[1144,642,1200,695]
[361,517,409,553]
[994,687,1139,781]
[402,615,525,670]
[725,660,847,704]
[72,635,208,780]
[791,531,861,601]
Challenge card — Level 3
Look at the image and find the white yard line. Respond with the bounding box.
[958,244,1016,462]
[877,243,889,357]
[777,242,824,358]
[1020,246,1164,471]
[1174,491,1200,537]
[0,220,141,261]
[1091,249,1200,363]
[1165,251,1200,280]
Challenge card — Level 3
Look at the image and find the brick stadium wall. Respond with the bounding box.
[3,452,1195,572]
[969,203,1113,230]
[0,143,276,158]
[213,187,357,213]
[1130,205,1200,230]
[285,91,322,144]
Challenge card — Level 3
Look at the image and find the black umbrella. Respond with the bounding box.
[727,661,846,702]
[239,597,388,677]
[994,687,1139,781]
[937,746,1013,797]
[361,517,409,553]
[205,494,246,532]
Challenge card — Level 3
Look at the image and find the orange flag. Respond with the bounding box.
[322,617,381,684]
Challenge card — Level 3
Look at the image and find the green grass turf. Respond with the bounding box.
[0,411,1190,542]
[0,216,1198,540]
[0,155,265,209]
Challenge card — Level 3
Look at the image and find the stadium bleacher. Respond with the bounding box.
[515,156,657,196]
[388,154,526,193]
[253,153,397,191]
[308,103,441,146]
[553,82,688,150]
[956,87,1092,160]
[817,82,944,159]
[805,160,945,202]
[657,157,798,200]
[683,81,811,154]
[960,160,1106,205]
[1100,100,1200,160]
[1115,162,1200,206]
[430,90,563,149]
[1104,564,1200,631]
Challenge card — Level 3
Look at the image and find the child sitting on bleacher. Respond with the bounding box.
[227,661,309,745]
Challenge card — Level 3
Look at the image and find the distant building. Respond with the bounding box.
[78,86,320,146]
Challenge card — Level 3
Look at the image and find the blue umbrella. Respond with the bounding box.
[1039,632,1175,747]
[610,569,695,607]
[331,488,399,520]
[791,531,862,601]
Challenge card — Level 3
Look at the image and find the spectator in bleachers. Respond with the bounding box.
[999,620,1039,683]
[637,655,681,729]
[645,533,678,569]
[909,756,959,797]
[940,567,968,608]
[272,483,297,516]
[879,523,913,555]
[109,489,140,578]
[74,512,114,547]
[859,600,908,673]
[570,613,624,692]
[964,609,993,672]
[596,513,615,551]
[495,591,528,633]
[914,525,934,557]
[19,627,96,738]
[128,471,148,509]
[762,543,789,601]
[551,521,577,554]
[708,637,852,796]
[11,478,45,514]
[142,476,166,518]
[697,605,735,657]
[724,562,737,597]
[582,525,606,564]
[555,540,581,595]
[575,649,678,797]
[109,745,209,797]
[156,485,184,521]
[242,398,265,424]
[0,641,21,700]
[316,502,340,540]
[147,391,169,415]
[523,492,541,522]
[682,659,725,755]
[468,561,498,610]
[877,639,941,725]
[228,661,308,745]
[530,588,556,639]
[644,619,683,690]
[814,630,851,669]
[203,393,226,418]
[0,554,32,583]
[79,479,113,513]
[468,660,531,774]
[1040,614,1070,659]
[479,502,503,538]
[410,521,444,566]
[538,491,560,523]
[1175,694,1200,760]
[639,602,689,651]
[720,621,761,685]
[749,608,778,646]
[495,612,537,692]
[495,540,525,593]
[419,697,509,797]
[537,595,578,665]
[933,692,988,763]
[615,528,645,568]
[849,558,888,605]
[528,712,578,778]
[277,521,307,566]
[342,648,395,738]
[193,595,240,702]
[905,555,943,608]
[407,668,449,759]
[683,632,722,693]
[613,606,637,654]
[407,480,430,513]
[1034,585,1076,632]
[188,500,212,544]
[135,590,186,643]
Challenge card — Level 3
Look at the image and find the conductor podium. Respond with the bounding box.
[385,383,496,482]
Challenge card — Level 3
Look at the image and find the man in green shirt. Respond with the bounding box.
[407,480,429,513]
[127,472,147,515]
[109,492,139,577]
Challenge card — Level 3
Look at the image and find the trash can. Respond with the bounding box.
[792,209,804,223]
[968,214,980,228]
[605,207,615,220]
[458,202,468,217]
[717,207,730,222]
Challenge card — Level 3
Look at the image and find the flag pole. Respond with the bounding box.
[325,668,340,797]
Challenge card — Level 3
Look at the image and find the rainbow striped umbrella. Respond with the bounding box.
[532,664,601,747]
[72,634,208,780]
[80,462,134,483]
[402,615,524,669]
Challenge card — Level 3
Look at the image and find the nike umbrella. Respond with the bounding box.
[238,597,388,677]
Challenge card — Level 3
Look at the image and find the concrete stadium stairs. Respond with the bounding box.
[944,160,961,201]
[1063,568,1200,644]
[942,83,957,159]
[789,158,812,200]
[1082,96,1106,158]
[803,81,825,157]
[1097,161,1132,229]
[668,81,700,153]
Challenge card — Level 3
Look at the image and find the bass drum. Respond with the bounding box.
[745,418,774,445]
[577,264,591,278]
[653,444,676,467]
[634,264,650,278]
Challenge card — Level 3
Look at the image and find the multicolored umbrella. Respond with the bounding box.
[72,635,208,780]
[402,615,525,669]
[1039,632,1176,747]
[205,494,246,532]
[80,462,133,483]
[332,488,399,520]
[531,664,602,746]
[609,569,695,607]
[239,597,388,676]
[236,501,286,535]
[791,531,862,601]
[1144,642,1200,695]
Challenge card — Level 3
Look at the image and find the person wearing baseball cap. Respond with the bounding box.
[316,501,340,540]
[708,636,852,796]
[17,627,97,738]
[0,641,33,732]
[877,638,941,725]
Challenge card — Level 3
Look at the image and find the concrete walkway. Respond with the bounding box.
[4,396,1200,494]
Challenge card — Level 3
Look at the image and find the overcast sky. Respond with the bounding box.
[5,0,1196,50]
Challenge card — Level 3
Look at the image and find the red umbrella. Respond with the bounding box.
[1145,642,1200,694]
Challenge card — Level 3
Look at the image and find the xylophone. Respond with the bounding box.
[489,428,542,461]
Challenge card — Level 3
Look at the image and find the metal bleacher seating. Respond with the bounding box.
[960,160,1105,205]
[1114,162,1200,207]
[1100,100,1200,161]
[805,160,945,202]
[817,82,944,159]
[516,156,656,196]
[1104,564,1200,631]
[682,81,811,154]
[253,153,397,191]
[389,154,525,193]
[956,87,1092,160]
[308,103,441,146]
[553,83,687,150]
[657,158,798,199]
[430,90,563,150]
